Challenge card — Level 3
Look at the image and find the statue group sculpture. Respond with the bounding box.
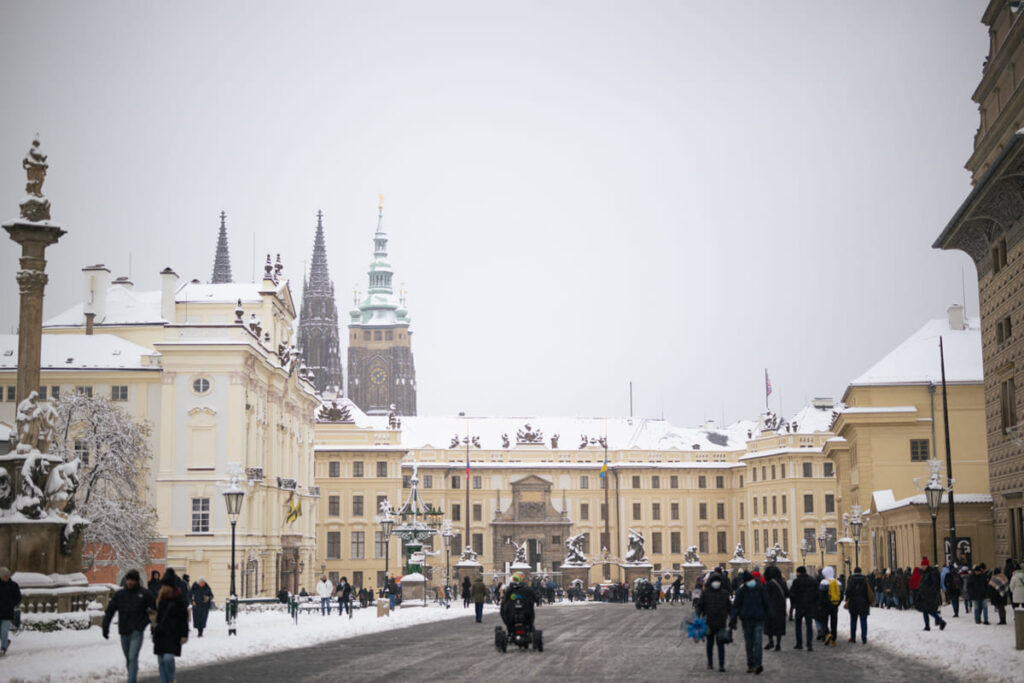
[564,532,588,566]
[624,528,649,564]
[507,538,529,566]
[683,545,702,565]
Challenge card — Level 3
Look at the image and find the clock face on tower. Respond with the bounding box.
[370,367,387,386]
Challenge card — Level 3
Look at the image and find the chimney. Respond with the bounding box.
[160,267,178,322]
[112,276,133,289]
[82,264,110,331]
[947,303,965,331]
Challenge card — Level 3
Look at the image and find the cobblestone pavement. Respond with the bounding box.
[174,603,962,682]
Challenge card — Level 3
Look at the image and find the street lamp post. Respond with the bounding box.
[799,538,809,568]
[917,460,951,565]
[222,473,245,636]
[442,519,454,605]
[816,526,830,573]
[378,501,395,584]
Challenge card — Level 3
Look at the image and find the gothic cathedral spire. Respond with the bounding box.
[210,211,233,284]
[297,210,344,395]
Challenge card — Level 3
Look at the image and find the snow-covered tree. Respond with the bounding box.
[51,392,158,572]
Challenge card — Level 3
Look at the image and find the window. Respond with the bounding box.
[76,385,93,397]
[351,531,365,559]
[825,494,835,513]
[632,502,642,520]
[717,531,727,554]
[377,495,387,513]
[716,475,724,489]
[191,498,210,533]
[110,385,128,401]
[74,439,89,466]
[671,502,679,520]
[804,527,816,551]
[754,530,760,552]
[739,475,743,488]
[782,495,787,514]
[754,497,758,515]
[472,475,482,489]
[349,461,362,477]
[191,378,209,395]
[740,530,746,549]
[1003,377,1018,430]
[600,475,607,489]
[580,476,589,489]
[374,331,382,341]
[473,503,482,522]
[4,386,14,402]
[552,535,561,547]
[329,461,340,478]
[910,439,930,462]
[993,237,1008,273]
[652,475,660,489]
[823,462,833,477]
[386,330,394,340]
[826,527,838,553]
[803,494,814,513]
[699,531,709,554]
[472,533,483,555]
[402,475,410,488]
[601,503,607,521]
[773,529,779,546]
[699,502,707,520]
[51,385,60,399]
[363,331,371,340]
[652,503,661,520]
[763,529,769,551]
[327,532,341,559]
[453,534,462,551]
[761,466,766,481]
[352,571,363,588]
[771,465,776,480]
[580,503,589,520]
[328,496,340,516]
[452,503,461,522]
[802,462,813,478]
[37,386,46,400]
[739,501,744,519]
[352,495,364,516]
[782,528,789,553]
[752,468,757,482]
[772,496,777,515]
[698,475,707,489]
[376,461,388,477]
[652,532,663,554]
[632,475,641,488]
[780,464,786,479]
[670,475,679,489]
[717,502,725,520]
[452,476,461,489]
[671,531,681,554]
[423,475,433,489]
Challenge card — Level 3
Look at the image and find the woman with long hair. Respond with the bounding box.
[153,568,189,683]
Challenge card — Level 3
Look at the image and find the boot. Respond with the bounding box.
[774,643,780,651]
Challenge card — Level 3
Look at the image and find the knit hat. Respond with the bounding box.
[0,566,10,579]
[124,569,141,582]
[921,557,930,567]
[161,567,178,586]
[796,566,807,575]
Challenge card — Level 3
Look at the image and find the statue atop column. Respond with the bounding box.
[20,136,51,222]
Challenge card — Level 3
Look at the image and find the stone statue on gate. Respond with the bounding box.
[683,545,701,565]
[624,528,648,564]
[564,532,588,566]
[507,538,528,565]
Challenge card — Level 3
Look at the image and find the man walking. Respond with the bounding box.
[918,557,947,631]
[789,566,817,652]
[0,567,21,656]
[729,571,772,675]
[102,569,156,683]
[471,575,487,622]
[316,574,333,616]
[817,567,842,646]
[845,566,873,643]
[967,564,990,624]
[335,576,353,618]
[943,564,962,617]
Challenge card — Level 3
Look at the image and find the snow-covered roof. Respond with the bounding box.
[175,281,264,305]
[872,489,993,513]
[787,402,840,433]
[0,334,158,370]
[739,447,823,462]
[850,316,982,387]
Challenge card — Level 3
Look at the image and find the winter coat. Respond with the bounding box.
[917,567,942,612]
[0,578,22,620]
[966,572,988,601]
[189,583,214,629]
[845,572,871,617]
[816,568,843,619]
[763,568,788,637]
[102,584,155,636]
[909,568,922,591]
[988,573,1009,607]
[943,569,963,596]
[893,572,909,599]
[471,578,487,604]
[153,589,189,657]
[789,573,818,614]
[462,577,472,600]
[1010,570,1024,604]
[696,582,732,632]
[335,581,352,601]
[730,582,772,624]
[316,579,333,598]
[147,574,162,598]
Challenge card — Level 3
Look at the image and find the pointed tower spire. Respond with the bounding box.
[210,210,233,283]
[297,210,344,395]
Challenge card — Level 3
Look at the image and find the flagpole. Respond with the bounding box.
[465,419,470,554]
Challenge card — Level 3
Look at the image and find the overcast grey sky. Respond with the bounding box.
[0,1,987,425]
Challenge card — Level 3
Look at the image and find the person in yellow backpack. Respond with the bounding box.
[816,566,842,646]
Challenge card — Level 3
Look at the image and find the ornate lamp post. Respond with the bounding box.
[816,526,831,572]
[585,435,611,579]
[442,519,454,602]
[844,505,868,569]
[377,500,395,582]
[916,460,952,565]
[799,538,810,568]
[221,464,245,636]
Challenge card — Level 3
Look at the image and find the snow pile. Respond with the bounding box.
[847,603,1024,682]
[3,602,498,682]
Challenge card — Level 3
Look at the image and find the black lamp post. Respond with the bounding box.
[925,481,942,566]
[442,520,454,605]
[379,511,395,583]
[850,516,862,569]
[799,538,809,568]
[223,487,244,636]
[817,526,828,573]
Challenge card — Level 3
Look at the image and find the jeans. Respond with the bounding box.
[973,599,989,623]
[949,594,960,617]
[320,597,331,615]
[794,611,813,647]
[706,629,726,668]
[157,653,175,683]
[119,630,143,683]
[849,613,868,642]
[388,594,395,610]
[923,610,946,629]
[339,598,351,617]
[0,619,11,653]
[474,602,484,622]
[741,620,764,669]
[822,606,838,640]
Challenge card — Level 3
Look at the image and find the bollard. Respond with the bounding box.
[289,596,299,625]
[226,596,238,636]
[1015,609,1024,650]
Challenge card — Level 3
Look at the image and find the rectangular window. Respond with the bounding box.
[600,532,610,551]
[5,386,15,402]
[826,527,838,553]
[472,475,482,489]
[37,386,46,400]
[652,475,660,489]
[74,439,90,466]
[472,533,483,555]
[329,461,340,478]
[740,530,746,550]
[754,530,760,552]
[699,502,707,520]
[771,465,776,480]
[51,385,60,399]
[452,476,461,489]
[374,330,382,341]
[762,466,766,481]
[552,535,561,547]
[739,501,744,519]
[782,528,789,553]
[376,494,387,512]
[739,475,744,488]
[580,476,589,489]
[353,461,364,477]
[717,531,727,554]
[110,385,128,401]
[803,494,814,513]
[910,439,930,462]
[363,331,371,340]
[328,495,340,517]
[403,475,411,488]
[351,531,365,559]
[1003,378,1019,430]
[327,531,341,559]
[782,495,787,514]
[754,497,758,515]
[353,495,364,516]
[374,529,386,558]
[717,502,725,520]
[752,468,757,482]
[580,503,589,520]
[670,475,679,489]
[376,461,387,477]
[698,475,707,489]
[804,527,816,551]
[652,502,661,520]
[473,503,482,522]
[423,474,433,488]
[772,496,777,515]
[780,464,786,478]
[803,462,813,478]
[699,531,709,554]
[452,503,461,522]
[632,502,642,520]
[75,386,92,397]
[671,531,681,554]
[352,571,363,588]
[716,475,724,489]
[671,502,679,520]
[600,475,607,489]
[763,529,768,552]
[191,498,210,533]
[825,494,835,513]
[652,532,663,554]
[773,528,779,546]
[386,330,394,341]
[632,475,641,488]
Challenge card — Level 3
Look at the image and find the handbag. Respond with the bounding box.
[717,627,733,644]
[12,608,21,629]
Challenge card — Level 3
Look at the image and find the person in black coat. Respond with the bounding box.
[189,578,214,637]
[1,566,23,656]
[695,572,733,672]
[102,569,155,682]
[462,575,472,608]
[153,569,189,683]
[147,570,162,599]
[845,567,872,643]
[729,571,773,674]
[762,565,788,651]
[917,557,947,631]
[789,566,817,651]
[335,577,353,618]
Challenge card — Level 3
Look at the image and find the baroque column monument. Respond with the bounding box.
[1,137,103,613]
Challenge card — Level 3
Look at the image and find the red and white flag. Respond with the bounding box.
[765,369,773,398]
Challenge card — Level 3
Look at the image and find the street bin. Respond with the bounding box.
[1015,609,1024,650]
[377,598,390,618]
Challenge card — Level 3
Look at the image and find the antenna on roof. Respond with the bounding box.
[251,233,256,282]
[629,381,633,418]
[961,266,967,322]
[128,251,132,279]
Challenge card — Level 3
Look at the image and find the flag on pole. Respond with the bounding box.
[599,462,607,478]
[765,369,773,398]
